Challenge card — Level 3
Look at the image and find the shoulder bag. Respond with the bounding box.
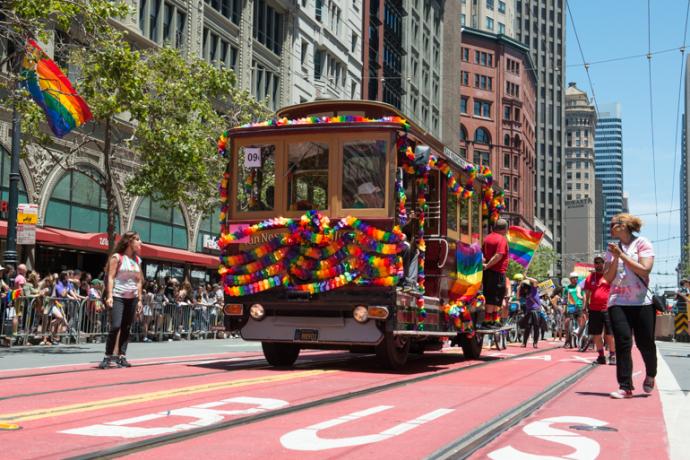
[618,241,664,312]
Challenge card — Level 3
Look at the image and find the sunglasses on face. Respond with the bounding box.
[610,222,621,229]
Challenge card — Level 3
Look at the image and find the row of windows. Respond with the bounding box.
[566,182,591,190]
[139,0,186,49]
[253,0,283,55]
[205,0,241,24]
[506,57,521,75]
[502,175,520,191]
[202,27,238,70]
[506,81,520,98]
[567,172,591,179]
[314,49,347,87]
[461,48,494,67]
[503,105,521,122]
[459,125,492,145]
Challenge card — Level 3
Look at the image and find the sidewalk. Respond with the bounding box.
[0,338,261,371]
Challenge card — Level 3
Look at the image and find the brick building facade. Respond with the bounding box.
[459,28,537,229]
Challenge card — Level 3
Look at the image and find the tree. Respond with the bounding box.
[505,245,557,282]
[126,47,270,215]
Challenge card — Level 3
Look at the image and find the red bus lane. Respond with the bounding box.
[0,347,532,458]
[97,347,586,460]
[0,345,555,459]
[470,352,669,460]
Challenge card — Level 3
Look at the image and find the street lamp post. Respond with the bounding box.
[3,100,21,268]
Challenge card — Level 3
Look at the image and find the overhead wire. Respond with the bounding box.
[646,0,660,242]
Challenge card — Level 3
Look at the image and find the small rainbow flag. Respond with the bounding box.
[21,39,93,138]
[450,242,483,299]
[507,226,544,269]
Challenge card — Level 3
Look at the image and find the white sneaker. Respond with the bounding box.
[610,389,633,399]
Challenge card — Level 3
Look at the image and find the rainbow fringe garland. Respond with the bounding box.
[218,210,404,296]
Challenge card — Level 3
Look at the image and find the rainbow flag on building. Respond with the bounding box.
[21,39,93,138]
[450,242,483,299]
[507,226,544,269]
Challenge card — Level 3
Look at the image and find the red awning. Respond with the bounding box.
[0,222,219,269]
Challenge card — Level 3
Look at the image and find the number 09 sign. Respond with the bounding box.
[244,147,262,168]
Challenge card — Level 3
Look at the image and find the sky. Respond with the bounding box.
[565,0,689,290]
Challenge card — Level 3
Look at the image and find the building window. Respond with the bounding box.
[498,1,506,13]
[251,60,280,110]
[461,47,469,61]
[504,153,510,168]
[461,71,469,86]
[474,127,491,144]
[474,74,492,90]
[461,96,468,114]
[203,27,239,70]
[513,177,518,190]
[45,169,118,233]
[503,175,510,190]
[315,0,323,22]
[253,0,284,55]
[486,17,494,30]
[504,105,511,120]
[473,150,490,167]
[460,14,466,26]
[205,0,241,25]
[460,124,468,141]
[473,100,491,118]
[133,197,188,249]
[498,22,505,34]
[140,0,187,49]
[486,0,494,10]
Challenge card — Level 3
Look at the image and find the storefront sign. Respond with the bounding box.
[17,223,36,245]
[17,203,38,225]
[202,234,220,250]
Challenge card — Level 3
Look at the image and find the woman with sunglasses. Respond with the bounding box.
[603,213,656,399]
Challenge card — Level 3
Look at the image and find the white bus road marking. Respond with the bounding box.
[488,416,608,460]
[280,406,454,451]
[61,397,289,439]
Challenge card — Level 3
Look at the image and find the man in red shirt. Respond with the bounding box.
[482,218,509,328]
[583,255,616,365]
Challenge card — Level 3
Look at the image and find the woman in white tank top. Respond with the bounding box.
[99,231,143,369]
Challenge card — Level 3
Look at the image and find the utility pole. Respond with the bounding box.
[4,52,22,268]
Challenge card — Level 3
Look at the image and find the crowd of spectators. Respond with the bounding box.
[0,265,229,347]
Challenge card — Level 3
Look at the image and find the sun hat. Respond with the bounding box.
[569,272,579,278]
[513,273,525,281]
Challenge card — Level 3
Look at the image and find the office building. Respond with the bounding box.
[680,55,690,276]
[363,0,458,146]
[594,102,624,246]
[460,0,516,39]
[514,0,567,274]
[563,82,596,265]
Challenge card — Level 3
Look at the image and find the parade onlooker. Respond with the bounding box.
[481,218,510,328]
[584,255,616,365]
[14,264,27,290]
[564,272,584,348]
[518,277,541,348]
[86,279,105,338]
[141,281,155,342]
[550,289,564,342]
[100,231,143,369]
[604,213,657,399]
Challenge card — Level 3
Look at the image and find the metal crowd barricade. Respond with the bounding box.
[0,295,229,346]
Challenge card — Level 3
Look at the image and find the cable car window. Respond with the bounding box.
[447,194,458,232]
[459,195,470,236]
[236,144,276,212]
[342,140,386,209]
[287,142,329,211]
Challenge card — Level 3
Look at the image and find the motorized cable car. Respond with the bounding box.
[218,100,504,368]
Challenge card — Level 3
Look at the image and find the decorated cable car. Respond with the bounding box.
[217,100,505,368]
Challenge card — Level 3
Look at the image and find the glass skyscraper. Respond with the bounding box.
[594,102,624,246]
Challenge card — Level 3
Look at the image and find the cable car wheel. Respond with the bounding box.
[376,332,410,369]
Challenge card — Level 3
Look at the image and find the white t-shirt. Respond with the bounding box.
[606,236,655,306]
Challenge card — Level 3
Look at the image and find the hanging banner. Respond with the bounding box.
[17,224,36,245]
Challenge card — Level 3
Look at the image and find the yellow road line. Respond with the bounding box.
[0,369,334,423]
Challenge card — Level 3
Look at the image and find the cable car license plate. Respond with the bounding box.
[294,329,319,342]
